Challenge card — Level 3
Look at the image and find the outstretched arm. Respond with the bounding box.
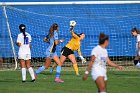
[107,57,123,70]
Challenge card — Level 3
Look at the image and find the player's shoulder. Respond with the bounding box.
[18,33,23,37]
[25,32,31,37]
[137,34,140,38]
[54,31,58,35]
[93,45,100,50]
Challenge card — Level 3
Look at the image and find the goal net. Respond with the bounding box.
[0,1,140,70]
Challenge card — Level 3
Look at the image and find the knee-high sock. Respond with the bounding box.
[73,64,79,75]
[21,68,26,81]
[28,67,35,80]
[56,66,61,78]
[99,92,107,93]
[52,63,57,69]
[35,66,45,74]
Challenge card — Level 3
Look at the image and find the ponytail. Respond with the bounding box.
[19,24,26,41]
[45,23,58,42]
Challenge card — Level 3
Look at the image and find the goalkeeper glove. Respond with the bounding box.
[79,56,87,64]
[70,26,74,32]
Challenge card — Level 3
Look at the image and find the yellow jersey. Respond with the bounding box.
[66,31,81,53]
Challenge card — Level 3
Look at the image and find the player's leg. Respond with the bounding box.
[36,57,51,74]
[20,59,26,82]
[50,47,67,73]
[36,51,52,74]
[68,54,79,75]
[26,59,35,82]
[134,56,140,68]
[95,76,107,93]
[53,52,64,83]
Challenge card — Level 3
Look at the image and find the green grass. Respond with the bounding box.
[0,70,140,93]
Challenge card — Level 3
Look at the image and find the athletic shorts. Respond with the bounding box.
[61,46,74,57]
[91,67,107,81]
[18,54,31,60]
[46,51,57,59]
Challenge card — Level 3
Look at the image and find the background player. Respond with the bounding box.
[50,20,86,76]
[35,23,64,83]
[131,27,140,68]
[83,32,123,93]
[16,24,35,82]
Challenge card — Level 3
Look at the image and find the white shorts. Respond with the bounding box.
[18,54,31,60]
[91,67,107,81]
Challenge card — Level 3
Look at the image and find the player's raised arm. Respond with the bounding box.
[69,20,79,39]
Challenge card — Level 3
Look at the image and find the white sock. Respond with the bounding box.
[28,67,35,80]
[21,68,26,81]
[136,62,140,68]
[99,92,107,93]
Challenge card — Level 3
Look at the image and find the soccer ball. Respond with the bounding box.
[70,20,76,27]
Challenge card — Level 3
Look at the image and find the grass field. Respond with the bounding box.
[0,70,140,93]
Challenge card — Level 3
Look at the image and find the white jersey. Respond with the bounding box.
[17,32,31,55]
[91,45,108,69]
[136,34,140,50]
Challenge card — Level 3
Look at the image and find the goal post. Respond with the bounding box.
[3,6,17,70]
[0,1,140,70]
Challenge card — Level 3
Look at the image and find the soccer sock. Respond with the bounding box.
[73,64,79,75]
[56,66,61,78]
[99,92,106,93]
[21,68,26,81]
[35,66,45,74]
[136,62,140,68]
[28,67,35,80]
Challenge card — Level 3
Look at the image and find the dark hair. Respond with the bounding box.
[75,33,84,37]
[99,32,109,45]
[45,23,58,42]
[19,24,26,40]
[131,27,140,34]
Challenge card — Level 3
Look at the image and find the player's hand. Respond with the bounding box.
[82,74,88,81]
[117,66,123,70]
[79,56,87,64]
[82,58,87,64]
[59,38,64,43]
[70,26,74,32]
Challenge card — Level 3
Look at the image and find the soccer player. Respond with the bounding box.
[35,23,64,83]
[83,32,123,93]
[131,27,140,68]
[16,24,35,82]
[50,21,86,76]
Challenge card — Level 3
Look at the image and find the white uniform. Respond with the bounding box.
[91,45,108,81]
[17,32,31,60]
[136,34,140,56]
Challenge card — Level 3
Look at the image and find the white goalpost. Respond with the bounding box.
[0,1,140,70]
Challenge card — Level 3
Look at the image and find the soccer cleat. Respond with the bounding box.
[76,72,80,76]
[31,79,35,82]
[34,72,37,79]
[50,67,54,73]
[22,80,26,83]
[55,78,64,83]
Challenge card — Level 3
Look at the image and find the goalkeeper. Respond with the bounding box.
[50,21,86,75]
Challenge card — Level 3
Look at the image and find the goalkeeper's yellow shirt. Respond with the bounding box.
[66,31,81,53]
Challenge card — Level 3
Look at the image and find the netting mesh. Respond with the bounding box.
[1,4,140,69]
